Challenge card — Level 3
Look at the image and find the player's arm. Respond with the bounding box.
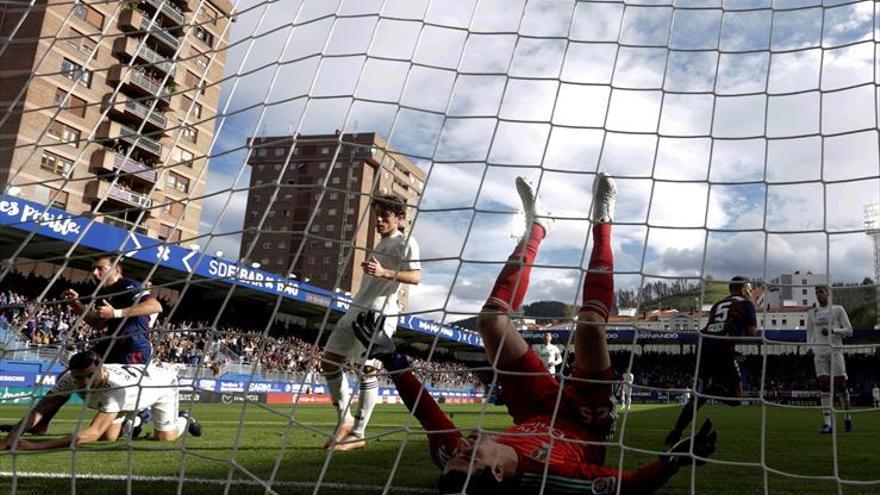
[94,293,162,320]
[12,411,120,451]
[61,289,107,329]
[0,391,70,449]
[832,306,853,337]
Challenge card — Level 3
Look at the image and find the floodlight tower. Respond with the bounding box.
[864,204,880,329]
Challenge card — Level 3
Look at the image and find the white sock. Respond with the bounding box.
[821,393,832,426]
[352,376,379,437]
[839,390,852,421]
[176,416,188,436]
[325,370,353,423]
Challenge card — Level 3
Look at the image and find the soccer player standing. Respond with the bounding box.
[665,276,763,445]
[807,285,854,433]
[621,370,634,411]
[353,175,717,494]
[533,332,564,374]
[320,194,420,451]
[1,256,162,436]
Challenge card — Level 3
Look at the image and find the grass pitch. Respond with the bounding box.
[0,401,877,494]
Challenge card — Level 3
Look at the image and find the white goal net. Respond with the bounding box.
[0,0,878,494]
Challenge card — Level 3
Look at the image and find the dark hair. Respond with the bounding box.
[437,470,508,495]
[69,350,101,371]
[729,276,750,294]
[373,194,407,218]
[94,255,123,275]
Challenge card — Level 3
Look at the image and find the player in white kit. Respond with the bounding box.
[806,285,854,433]
[320,194,421,451]
[873,384,880,409]
[533,332,564,374]
[0,350,201,451]
[621,370,634,410]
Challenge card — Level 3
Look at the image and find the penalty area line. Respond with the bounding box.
[0,471,434,493]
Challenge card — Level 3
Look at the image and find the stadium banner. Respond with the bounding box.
[265,393,333,405]
[0,195,483,348]
[521,328,876,344]
[0,387,84,405]
[0,372,35,387]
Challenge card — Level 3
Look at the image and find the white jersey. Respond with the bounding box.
[534,343,563,373]
[623,372,634,387]
[353,230,420,315]
[51,364,177,414]
[873,387,880,400]
[807,304,852,353]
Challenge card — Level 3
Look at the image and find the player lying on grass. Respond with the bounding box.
[1,255,162,437]
[351,175,718,494]
[0,350,201,451]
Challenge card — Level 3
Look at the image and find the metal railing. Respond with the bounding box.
[108,183,153,208]
[113,152,158,183]
[143,0,186,25]
[123,98,167,128]
[140,18,180,51]
[129,71,171,102]
[118,124,163,156]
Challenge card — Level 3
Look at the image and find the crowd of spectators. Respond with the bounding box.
[1,278,877,395]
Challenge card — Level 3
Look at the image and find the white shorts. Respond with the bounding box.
[324,310,398,366]
[813,351,847,378]
[151,388,180,432]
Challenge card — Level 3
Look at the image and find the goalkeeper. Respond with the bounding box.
[352,175,717,494]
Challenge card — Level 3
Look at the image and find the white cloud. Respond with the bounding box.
[196,0,879,316]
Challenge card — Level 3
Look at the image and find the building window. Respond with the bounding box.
[326,224,335,232]
[185,71,206,94]
[274,147,286,157]
[65,28,98,58]
[283,194,293,201]
[40,151,74,176]
[307,257,315,265]
[166,172,190,193]
[800,319,805,327]
[182,125,197,143]
[333,162,342,169]
[802,289,808,295]
[171,147,195,167]
[61,58,92,87]
[283,210,291,217]
[322,257,331,265]
[273,164,282,171]
[183,97,202,118]
[277,242,286,249]
[158,224,181,242]
[194,26,215,47]
[54,89,87,118]
[32,184,68,209]
[311,224,320,232]
[329,192,338,200]
[162,200,185,219]
[328,208,337,216]
[331,177,340,184]
[47,121,80,148]
[324,241,333,248]
[262,242,271,249]
[257,147,268,157]
[771,319,777,326]
[196,52,210,70]
[72,3,104,29]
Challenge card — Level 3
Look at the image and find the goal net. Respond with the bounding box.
[0,0,878,493]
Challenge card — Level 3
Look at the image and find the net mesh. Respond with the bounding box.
[0,0,878,493]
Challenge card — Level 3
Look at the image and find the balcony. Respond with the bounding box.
[97,120,163,159]
[141,18,181,54]
[90,149,159,184]
[84,180,154,210]
[104,215,150,235]
[103,94,167,131]
[106,65,172,107]
[143,0,186,26]
[112,37,175,75]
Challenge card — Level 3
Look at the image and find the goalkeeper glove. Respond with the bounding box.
[660,419,717,473]
[351,311,408,371]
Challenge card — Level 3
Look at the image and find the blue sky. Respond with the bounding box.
[196,0,879,318]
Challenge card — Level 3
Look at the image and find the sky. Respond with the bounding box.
[196,0,879,320]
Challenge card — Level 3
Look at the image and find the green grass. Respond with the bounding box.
[0,402,877,494]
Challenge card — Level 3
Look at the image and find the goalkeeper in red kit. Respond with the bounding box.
[350,174,718,494]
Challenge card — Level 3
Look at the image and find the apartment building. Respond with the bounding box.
[0,0,232,242]
[242,133,426,309]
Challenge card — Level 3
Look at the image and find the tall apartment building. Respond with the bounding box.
[0,0,232,242]
[764,272,827,308]
[242,133,426,309]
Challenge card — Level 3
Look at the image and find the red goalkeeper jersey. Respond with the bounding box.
[391,350,672,494]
